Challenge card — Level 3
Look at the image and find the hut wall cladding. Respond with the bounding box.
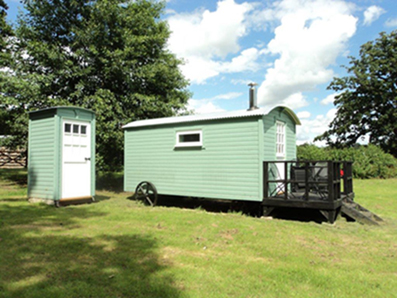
[124,117,263,201]
[0,147,27,168]
[263,109,297,161]
[28,116,57,200]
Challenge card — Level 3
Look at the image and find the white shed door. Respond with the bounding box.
[62,120,91,199]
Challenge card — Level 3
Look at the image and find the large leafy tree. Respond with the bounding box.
[0,0,13,61]
[2,0,190,169]
[316,30,397,157]
[0,0,14,136]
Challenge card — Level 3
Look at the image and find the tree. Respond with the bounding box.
[2,0,190,169]
[0,0,13,63]
[315,30,397,157]
[0,0,14,136]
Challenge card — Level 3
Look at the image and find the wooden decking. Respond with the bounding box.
[262,160,354,223]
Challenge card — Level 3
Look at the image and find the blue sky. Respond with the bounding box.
[5,0,397,144]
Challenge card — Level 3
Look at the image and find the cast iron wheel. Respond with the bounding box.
[134,181,158,206]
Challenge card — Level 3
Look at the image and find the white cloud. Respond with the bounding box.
[179,56,221,84]
[220,48,261,73]
[187,99,226,114]
[320,93,339,105]
[296,108,336,145]
[297,111,311,119]
[385,18,397,28]
[167,0,257,84]
[231,79,252,85]
[187,91,242,114]
[363,5,385,26]
[257,0,357,108]
[213,92,242,100]
[282,92,309,110]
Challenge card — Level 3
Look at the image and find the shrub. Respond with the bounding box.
[297,144,397,179]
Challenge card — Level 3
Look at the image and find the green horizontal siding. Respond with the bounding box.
[263,108,297,160]
[125,118,263,201]
[28,107,95,201]
[263,108,297,196]
[28,117,57,200]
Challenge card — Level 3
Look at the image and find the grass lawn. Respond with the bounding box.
[0,169,396,298]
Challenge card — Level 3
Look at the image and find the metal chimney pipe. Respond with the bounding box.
[248,82,258,111]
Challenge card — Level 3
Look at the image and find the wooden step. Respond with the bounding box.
[341,198,383,225]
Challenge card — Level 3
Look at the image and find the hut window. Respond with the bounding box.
[276,121,285,157]
[175,130,202,147]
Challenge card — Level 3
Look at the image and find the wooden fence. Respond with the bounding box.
[0,147,27,169]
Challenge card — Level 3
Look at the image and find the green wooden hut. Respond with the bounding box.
[123,103,301,205]
[28,107,95,205]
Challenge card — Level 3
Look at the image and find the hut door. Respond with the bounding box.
[62,120,91,199]
[276,158,285,193]
[276,121,286,193]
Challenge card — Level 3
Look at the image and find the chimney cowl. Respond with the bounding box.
[248,82,259,111]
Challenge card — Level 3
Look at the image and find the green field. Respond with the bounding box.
[1,169,396,298]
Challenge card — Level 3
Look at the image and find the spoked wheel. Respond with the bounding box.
[134,181,158,207]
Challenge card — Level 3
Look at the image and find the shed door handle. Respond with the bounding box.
[85,157,91,161]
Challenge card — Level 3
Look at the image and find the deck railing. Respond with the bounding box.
[263,160,353,203]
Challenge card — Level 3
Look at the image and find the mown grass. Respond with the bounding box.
[0,169,396,298]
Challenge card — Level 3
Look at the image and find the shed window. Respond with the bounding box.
[175,130,202,147]
[64,123,71,133]
[276,121,285,157]
[73,124,79,134]
[80,125,87,135]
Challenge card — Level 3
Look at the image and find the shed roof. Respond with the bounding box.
[123,105,301,129]
[28,106,94,115]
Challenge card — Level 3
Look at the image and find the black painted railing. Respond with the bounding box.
[263,160,353,202]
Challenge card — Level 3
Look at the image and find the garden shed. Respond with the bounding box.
[123,100,301,204]
[28,107,95,206]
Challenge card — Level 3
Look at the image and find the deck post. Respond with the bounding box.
[263,162,268,199]
[327,161,334,202]
[343,161,353,196]
[304,162,309,201]
[284,161,288,200]
[336,162,341,200]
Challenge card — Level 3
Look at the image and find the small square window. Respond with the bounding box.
[73,124,79,134]
[80,125,87,135]
[175,130,202,148]
[64,123,71,133]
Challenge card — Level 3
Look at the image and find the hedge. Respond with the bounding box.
[297,144,397,179]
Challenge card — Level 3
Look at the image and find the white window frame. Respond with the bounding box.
[175,130,202,148]
[276,121,286,158]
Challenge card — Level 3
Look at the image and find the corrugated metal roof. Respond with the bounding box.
[123,105,301,129]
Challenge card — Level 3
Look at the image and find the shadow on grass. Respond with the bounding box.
[0,202,182,297]
[266,207,329,224]
[0,198,28,202]
[0,168,27,186]
[130,194,263,217]
[130,195,329,223]
[96,171,124,193]
[94,195,111,202]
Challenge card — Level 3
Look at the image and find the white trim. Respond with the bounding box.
[276,121,286,158]
[175,130,202,148]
